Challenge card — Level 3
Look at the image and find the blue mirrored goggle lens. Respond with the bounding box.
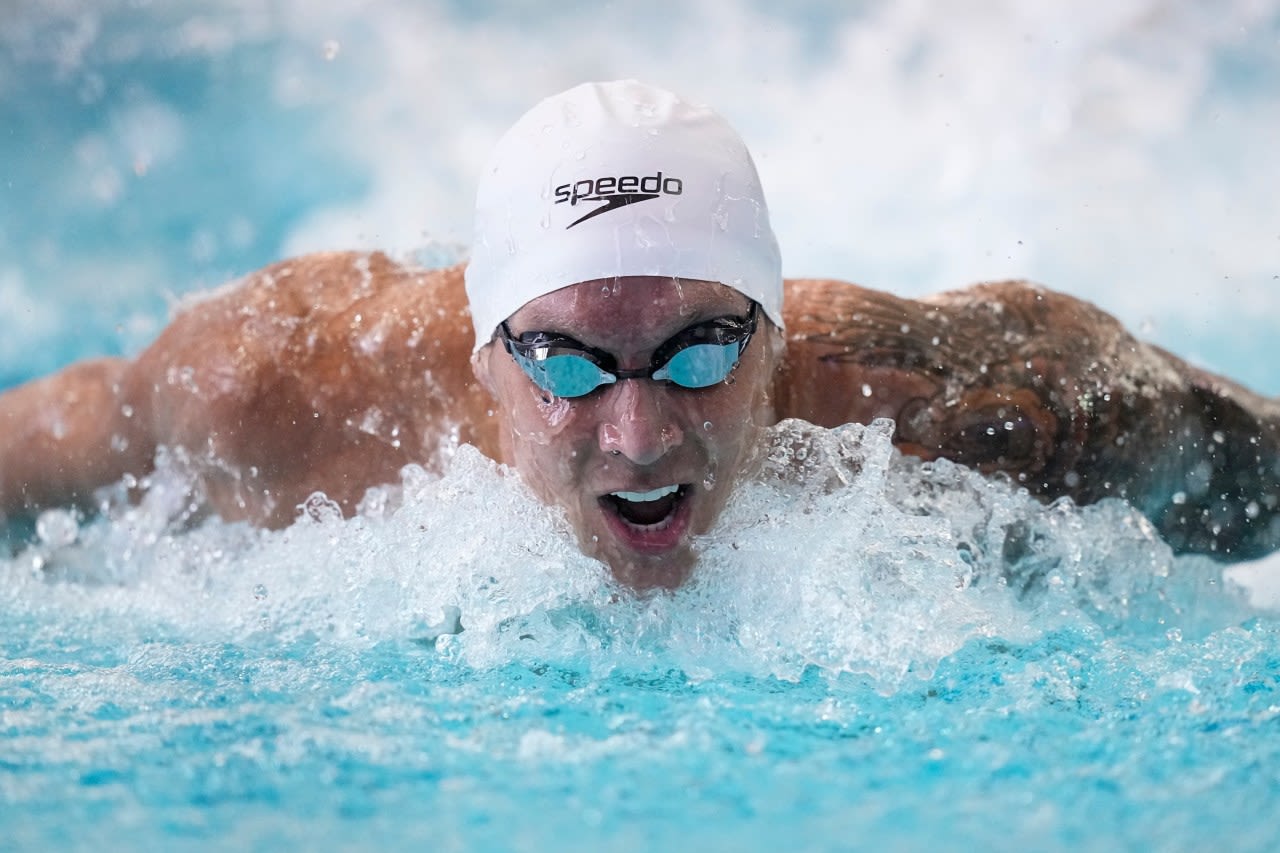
[652,342,741,388]
[511,351,617,398]
[513,342,741,398]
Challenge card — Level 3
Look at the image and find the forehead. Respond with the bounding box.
[507,277,750,347]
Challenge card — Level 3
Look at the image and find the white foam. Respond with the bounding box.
[2,420,1253,693]
[1225,551,1280,611]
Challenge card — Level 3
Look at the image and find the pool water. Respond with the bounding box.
[5,423,1280,850]
[4,3,1280,850]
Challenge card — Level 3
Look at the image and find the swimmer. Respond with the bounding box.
[1,80,1277,586]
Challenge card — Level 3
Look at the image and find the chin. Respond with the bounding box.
[605,548,696,592]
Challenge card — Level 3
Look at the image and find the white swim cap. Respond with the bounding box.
[465,79,783,351]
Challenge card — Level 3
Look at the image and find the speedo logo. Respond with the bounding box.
[553,171,684,229]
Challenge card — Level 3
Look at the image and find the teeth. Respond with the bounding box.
[610,485,679,503]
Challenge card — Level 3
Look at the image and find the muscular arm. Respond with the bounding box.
[0,357,154,520]
[779,278,1280,561]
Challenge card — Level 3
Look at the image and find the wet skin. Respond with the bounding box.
[473,277,777,590]
[1,251,1276,570]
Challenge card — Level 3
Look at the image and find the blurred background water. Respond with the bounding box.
[2,0,1277,394]
[3,2,1280,851]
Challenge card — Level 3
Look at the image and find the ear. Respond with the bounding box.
[471,343,498,396]
[755,315,785,378]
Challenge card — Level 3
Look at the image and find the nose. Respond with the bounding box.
[597,379,684,466]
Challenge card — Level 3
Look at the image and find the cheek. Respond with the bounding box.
[492,376,596,494]
[493,367,578,444]
[701,355,775,442]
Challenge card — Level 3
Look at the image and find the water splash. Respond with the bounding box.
[1,421,1256,693]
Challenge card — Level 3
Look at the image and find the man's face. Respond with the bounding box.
[475,276,778,590]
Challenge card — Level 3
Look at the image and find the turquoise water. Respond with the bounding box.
[4,3,1280,850]
[5,424,1279,851]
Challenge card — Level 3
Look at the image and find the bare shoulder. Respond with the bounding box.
[143,251,468,373]
[125,251,496,525]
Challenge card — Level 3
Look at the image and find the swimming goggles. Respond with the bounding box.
[499,302,759,399]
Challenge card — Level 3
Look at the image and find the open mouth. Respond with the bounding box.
[598,484,691,551]
[603,484,686,527]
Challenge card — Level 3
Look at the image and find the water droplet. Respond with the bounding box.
[253,584,268,601]
[36,508,79,548]
[702,472,717,491]
[703,421,713,431]
[1171,491,1187,506]
[322,39,341,60]
[861,384,873,398]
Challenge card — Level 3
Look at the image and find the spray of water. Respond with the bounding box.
[0,420,1255,693]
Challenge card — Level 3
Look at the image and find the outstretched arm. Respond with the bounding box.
[0,357,155,522]
[779,278,1280,562]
